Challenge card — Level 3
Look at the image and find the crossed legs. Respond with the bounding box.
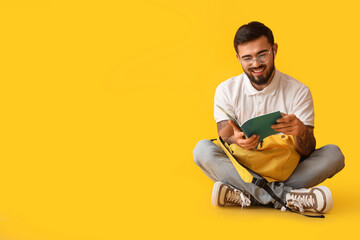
[193,139,345,209]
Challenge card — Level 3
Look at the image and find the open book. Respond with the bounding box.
[216,105,282,144]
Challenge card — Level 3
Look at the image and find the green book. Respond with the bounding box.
[217,105,282,144]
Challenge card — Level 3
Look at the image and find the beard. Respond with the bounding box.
[244,61,275,86]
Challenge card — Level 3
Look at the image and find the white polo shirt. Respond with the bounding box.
[214,69,315,127]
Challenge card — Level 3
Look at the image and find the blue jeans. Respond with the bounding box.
[193,140,345,208]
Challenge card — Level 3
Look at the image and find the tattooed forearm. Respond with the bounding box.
[217,120,227,131]
[217,120,235,145]
[295,126,316,157]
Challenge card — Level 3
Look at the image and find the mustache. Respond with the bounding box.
[249,66,265,70]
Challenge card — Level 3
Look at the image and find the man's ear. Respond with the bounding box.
[273,43,278,57]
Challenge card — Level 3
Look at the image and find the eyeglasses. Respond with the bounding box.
[239,46,274,67]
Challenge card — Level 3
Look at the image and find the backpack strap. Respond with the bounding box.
[214,137,255,183]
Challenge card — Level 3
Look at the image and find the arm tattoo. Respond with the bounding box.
[217,120,234,145]
[295,126,316,157]
[217,120,227,131]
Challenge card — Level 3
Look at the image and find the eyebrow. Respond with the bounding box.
[241,49,269,59]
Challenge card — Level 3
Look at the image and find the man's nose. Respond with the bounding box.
[251,58,261,68]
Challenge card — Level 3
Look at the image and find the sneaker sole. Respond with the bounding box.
[211,182,225,207]
[315,186,333,213]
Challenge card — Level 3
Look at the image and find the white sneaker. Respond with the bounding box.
[284,186,333,213]
[211,182,251,207]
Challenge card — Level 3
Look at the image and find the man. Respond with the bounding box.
[193,21,345,214]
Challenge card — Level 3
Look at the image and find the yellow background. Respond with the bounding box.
[0,0,359,239]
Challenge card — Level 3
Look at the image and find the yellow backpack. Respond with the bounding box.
[214,134,300,183]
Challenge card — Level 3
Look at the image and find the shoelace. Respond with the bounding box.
[226,189,251,208]
[281,193,315,212]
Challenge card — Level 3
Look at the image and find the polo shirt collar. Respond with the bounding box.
[244,68,280,96]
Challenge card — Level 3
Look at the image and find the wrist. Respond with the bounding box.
[295,121,307,137]
[224,135,235,145]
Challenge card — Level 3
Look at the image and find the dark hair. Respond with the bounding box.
[233,21,274,54]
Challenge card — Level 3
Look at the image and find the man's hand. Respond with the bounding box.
[271,113,306,136]
[228,120,260,150]
[271,113,316,157]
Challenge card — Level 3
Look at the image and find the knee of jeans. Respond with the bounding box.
[325,144,345,171]
[193,139,214,167]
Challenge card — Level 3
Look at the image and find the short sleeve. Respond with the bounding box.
[214,82,235,123]
[292,87,315,127]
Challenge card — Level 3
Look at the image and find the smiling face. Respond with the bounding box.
[236,35,278,91]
